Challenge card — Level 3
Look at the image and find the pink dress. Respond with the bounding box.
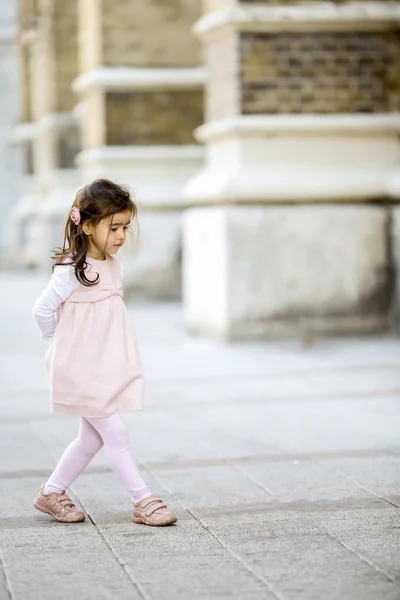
[45,255,144,417]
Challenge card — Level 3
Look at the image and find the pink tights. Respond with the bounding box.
[44,413,151,504]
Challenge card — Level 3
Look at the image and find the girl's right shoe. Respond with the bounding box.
[133,494,177,526]
[33,485,85,523]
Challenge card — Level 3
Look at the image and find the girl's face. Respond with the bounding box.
[83,209,132,259]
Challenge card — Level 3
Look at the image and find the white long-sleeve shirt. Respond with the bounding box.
[33,265,79,340]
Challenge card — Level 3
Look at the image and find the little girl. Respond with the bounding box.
[32,178,176,527]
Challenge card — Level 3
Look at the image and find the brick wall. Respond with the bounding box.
[102,0,202,68]
[106,91,204,145]
[241,32,400,114]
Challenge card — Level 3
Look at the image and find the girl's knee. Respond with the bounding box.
[104,416,131,451]
[77,422,104,456]
[75,435,103,458]
[87,414,131,451]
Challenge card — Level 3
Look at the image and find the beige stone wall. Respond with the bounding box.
[18,0,78,114]
[17,1,37,121]
[81,89,106,149]
[52,0,78,112]
[78,0,102,73]
[101,0,202,68]
[17,0,36,28]
[240,31,400,115]
[16,0,80,173]
[18,45,31,122]
[106,90,204,145]
[203,0,234,12]
[205,33,239,121]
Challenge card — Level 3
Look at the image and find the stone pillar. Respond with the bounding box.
[74,0,204,299]
[183,0,400,340]
[0,0,20,265]
[14,0,80,267]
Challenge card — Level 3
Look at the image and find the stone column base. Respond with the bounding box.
[15,169,80,269]
[11,175,38,268]
[183,204,389,340]
[391,205,400,331]
[121,211,182,300]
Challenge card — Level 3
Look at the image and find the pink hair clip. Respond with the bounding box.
[70,207,81,225]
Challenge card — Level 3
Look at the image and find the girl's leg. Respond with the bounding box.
[44,418,104,494]
[86,413,151,504]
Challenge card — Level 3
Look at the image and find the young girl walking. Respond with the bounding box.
[32,178,177,527]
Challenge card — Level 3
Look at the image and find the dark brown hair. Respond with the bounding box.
[52,178,137,286]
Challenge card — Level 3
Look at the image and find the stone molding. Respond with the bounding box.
[12,122,36,142]
[194,2,400,38]
[77,145,204,209]
[183,114,400,204]
[35,112,77,131]
[77,144,204,163]
[13,113,77,136]
[73,66,206,93]
[195,114,400,143]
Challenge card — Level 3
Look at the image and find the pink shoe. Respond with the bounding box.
[34,485,85,523]
[133,494,177,526]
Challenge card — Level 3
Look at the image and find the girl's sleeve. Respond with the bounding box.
[32,265,79,340]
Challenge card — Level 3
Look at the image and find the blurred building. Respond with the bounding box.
[11,1,400,340]
[0,0,19,262]
[14,0,203,301]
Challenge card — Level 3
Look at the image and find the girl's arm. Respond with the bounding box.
[32,265,79,340]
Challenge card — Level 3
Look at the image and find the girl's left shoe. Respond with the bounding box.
[133,494,177,526]
[34,485,86,523]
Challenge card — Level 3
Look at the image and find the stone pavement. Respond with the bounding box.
[0,271,399,600]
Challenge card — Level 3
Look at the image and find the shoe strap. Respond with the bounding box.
[56,494,75,509]
[142,497,167,516]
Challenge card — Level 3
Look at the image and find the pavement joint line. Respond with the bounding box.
[193,435,277,498]
[326,533,400,585]
[177,501,286,600]
[2,387,400,422]
[2,362,400,398]
[84,511,151,600]
[294,454,400,583]
[140,444,400,469]
[0,466,113,480]
[2,446,400,481]
[30,423,150,600]
[278,451,400,583]
[343,482,400,511]
[145,363,400,382]
[226,459,275,497]
[0,557,13,600]
[138,463,287,600]
[146,388,400,407]
[311,456,400,511]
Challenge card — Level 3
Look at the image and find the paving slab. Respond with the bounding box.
[0,271,400,600]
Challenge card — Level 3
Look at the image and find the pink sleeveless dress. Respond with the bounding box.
[45,255,144,417]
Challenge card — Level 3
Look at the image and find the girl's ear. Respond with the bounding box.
[82,222,92,236]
